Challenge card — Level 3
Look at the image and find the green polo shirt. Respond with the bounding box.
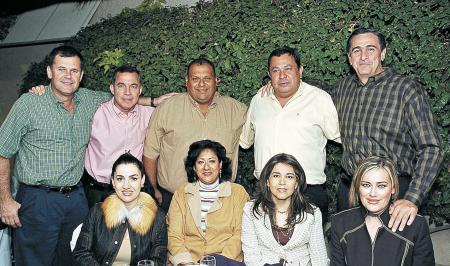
[0,86,111,186]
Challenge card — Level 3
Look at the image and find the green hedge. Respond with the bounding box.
[21,0,449,224]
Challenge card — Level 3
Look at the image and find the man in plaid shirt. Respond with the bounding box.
[333,28,443,232]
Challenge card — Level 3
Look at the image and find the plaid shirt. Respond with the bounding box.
[0,86,110,186]
[333,67,443,205]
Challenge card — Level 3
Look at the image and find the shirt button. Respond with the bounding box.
[133,245,137,248]
[114,241,118,244]
[105,262,109,265]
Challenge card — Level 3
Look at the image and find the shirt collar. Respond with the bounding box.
[187,91,219,110]
[185,181,231,197]
[352,67,394,87]
[359,204,391,226]
[269,81,304,103]
[47,84,80,105]
[110,98,138,118]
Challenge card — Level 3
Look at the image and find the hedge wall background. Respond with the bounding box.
[21,0,449,224]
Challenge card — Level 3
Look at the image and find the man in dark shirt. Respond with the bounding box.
[333,28,443,232]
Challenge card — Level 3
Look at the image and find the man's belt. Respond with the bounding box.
[82,170,113,191]
[21,183,80,194]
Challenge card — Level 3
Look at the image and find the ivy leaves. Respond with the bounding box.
[21,0,450,224]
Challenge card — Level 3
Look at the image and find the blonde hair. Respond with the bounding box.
[349,155,399,207]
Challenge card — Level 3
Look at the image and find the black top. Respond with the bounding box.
[330,206,434,266]
[73,203,167,266]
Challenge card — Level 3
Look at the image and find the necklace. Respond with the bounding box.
[276,209,288,214]
[277,226,293,237]
[274,225,293,246]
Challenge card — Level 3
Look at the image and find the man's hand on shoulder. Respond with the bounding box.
[388,199,418,232]
[258,81,272,97]
[28,85,46,96]
[0,197,21,228]
[153,92,179,106]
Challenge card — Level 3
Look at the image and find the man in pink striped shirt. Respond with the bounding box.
[83,65,175,207]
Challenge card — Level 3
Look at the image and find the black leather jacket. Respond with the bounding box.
[330,206,434,266]
[73,202,167,266]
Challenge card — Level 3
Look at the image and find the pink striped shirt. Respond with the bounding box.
[84,98,154,183]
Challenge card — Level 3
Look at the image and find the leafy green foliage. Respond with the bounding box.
[94,48,124,74]
[21,0,450,224]
[136,0,166,11]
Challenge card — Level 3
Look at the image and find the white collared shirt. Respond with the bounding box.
[240,81,340,184]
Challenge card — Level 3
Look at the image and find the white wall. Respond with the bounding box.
[0,43,61,124]
[165,0,198,6]
[89,0,144,25]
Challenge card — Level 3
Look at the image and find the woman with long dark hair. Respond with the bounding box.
[241,153,328,265]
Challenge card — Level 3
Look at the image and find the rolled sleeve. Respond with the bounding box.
[239,95,256,149]
[143,106,164,160]
[322,93,341,143]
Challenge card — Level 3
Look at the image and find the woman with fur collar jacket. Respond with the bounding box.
[73,153,167,266]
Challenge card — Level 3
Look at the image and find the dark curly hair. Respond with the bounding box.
[252,153,315,226]
[184,140,232,183]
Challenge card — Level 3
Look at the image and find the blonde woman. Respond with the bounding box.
[330,155,434,266]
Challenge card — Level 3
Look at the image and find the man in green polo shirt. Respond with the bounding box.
[0,45,112,265]
[0,46,110,266]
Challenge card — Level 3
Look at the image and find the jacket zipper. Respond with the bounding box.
[371,227,381,266]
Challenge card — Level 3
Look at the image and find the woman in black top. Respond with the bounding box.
[330,155,434,266]
[73,153,167,265]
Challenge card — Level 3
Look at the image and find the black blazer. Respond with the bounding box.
[330,206,434,266]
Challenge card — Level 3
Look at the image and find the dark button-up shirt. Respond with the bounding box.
[333,67,443,205]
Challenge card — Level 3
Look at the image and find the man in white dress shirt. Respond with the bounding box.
[240,46,340,218]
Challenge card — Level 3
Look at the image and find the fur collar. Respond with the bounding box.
[102,192,158,236]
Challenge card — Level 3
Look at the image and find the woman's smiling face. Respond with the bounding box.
[112,163,145,209]
[359,168,395,214]
[194,148,222,185]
